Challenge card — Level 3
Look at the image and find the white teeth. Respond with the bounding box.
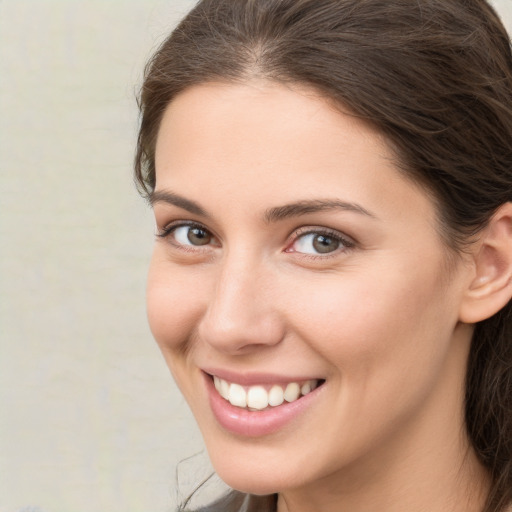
[228,383,247,407]
[301,382,311,395]
[219,379,230,400]
[214,377,320,410]
[247,386,268,410]
[284,382,300,402]
[268,385,284,407]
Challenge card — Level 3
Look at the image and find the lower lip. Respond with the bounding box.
[204,373,324,437]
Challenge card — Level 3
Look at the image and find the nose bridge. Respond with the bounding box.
[198,247,283,353]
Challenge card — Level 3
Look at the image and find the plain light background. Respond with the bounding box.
[1,1,511,511]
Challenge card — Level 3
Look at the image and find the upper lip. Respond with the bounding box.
[202,368,324,386]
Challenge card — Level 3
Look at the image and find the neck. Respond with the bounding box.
[277,324,490,512]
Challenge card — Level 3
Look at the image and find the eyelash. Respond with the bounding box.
[286,226,355,259]
[157,221,355,258]
[157,221,215,252]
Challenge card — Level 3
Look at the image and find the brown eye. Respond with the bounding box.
[174,225,213,246]
[291,231,348,255]
[312,234,340,254]
[187,227,211,245]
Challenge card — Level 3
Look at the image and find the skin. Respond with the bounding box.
[147,81,491,512]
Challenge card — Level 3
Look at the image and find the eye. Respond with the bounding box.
[158,222,217,248]
[174,225,212,246]
[288,229,353,256]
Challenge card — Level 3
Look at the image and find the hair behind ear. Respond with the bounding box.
[460,204,512,512]
[466,299,512,512]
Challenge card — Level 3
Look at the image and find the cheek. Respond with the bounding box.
[288,260,458,385]
[146,255,207,354]
[276,263,463,465]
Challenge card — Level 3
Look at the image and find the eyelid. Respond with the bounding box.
[157,220,202,238]
[292,225,355,243]
[286,226,356,256]
[157,219,206,236]
[157,220,219,248]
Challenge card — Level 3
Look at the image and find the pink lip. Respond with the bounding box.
[202,367,319,386]
[203,372,325,437]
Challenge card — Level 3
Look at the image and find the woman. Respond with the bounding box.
[135,1,512,511]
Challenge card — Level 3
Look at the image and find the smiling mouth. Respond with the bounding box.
[211,375,324,411]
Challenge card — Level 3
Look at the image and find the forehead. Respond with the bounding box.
[156,80,384,147]
[154,81,434,226]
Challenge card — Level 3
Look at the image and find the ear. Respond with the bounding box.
[459,203,512,324]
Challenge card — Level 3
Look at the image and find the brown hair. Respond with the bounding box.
[135,1,512,510]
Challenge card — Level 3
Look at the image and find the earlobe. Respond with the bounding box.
[459,203,512,324]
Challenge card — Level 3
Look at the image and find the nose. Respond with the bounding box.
[197,251,285,355]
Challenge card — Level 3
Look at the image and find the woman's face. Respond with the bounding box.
[148,82,473,495]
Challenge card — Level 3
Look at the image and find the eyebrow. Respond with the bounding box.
[149,190,209,218]
[149,190,375,222]
[264,199,376,223]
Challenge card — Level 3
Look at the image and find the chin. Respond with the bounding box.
[213,463,289,496]
[202,434,319,496]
